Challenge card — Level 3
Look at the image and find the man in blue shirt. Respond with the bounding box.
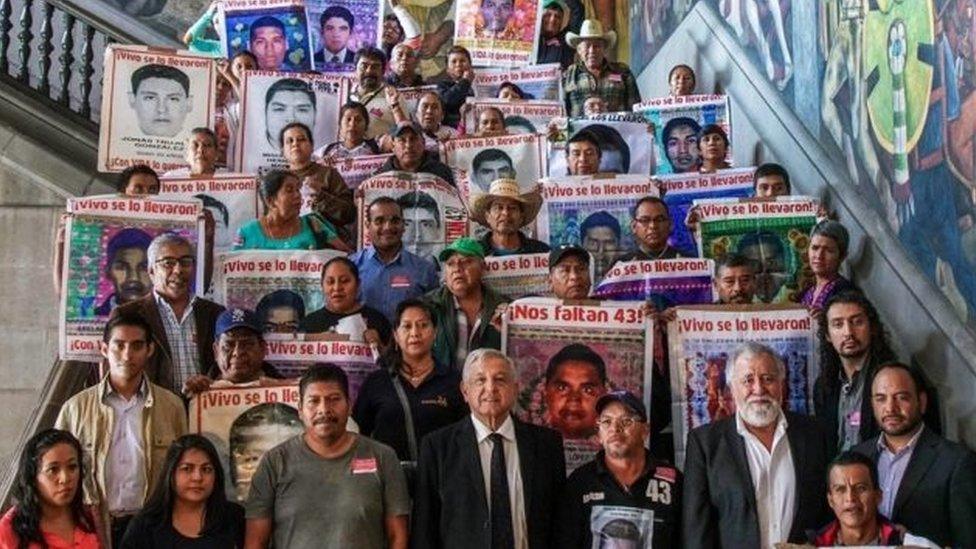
[351,196,440,323]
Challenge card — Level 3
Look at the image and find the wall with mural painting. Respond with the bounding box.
[631,0,976,326]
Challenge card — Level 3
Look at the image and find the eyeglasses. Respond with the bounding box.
[155,256,195,269]
[596,416,643,431]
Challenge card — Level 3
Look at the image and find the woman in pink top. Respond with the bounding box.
[0,429,100,548]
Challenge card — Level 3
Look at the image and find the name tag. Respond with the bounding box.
[653,466,676,484]
[390,275,411,289]
[370,108,385,118]
[351,458,378,474]
[582,491,605,503]
[607,74,622,83]
[848,411,861,427]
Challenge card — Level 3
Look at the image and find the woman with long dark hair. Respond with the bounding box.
[120,435,244,548]
[0,429,98,548]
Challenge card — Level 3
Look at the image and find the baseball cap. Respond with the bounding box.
[215,308,262,337]
[438,237,486,262]
[389,120,423,138]
[548,244,590,271]
[596,390,648,422]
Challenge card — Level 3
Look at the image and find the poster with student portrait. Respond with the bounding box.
[357,171,469,265]
[97,45,217,173]
[696,197,818,304]
[190,385,303,502]
[548,114,655,176]
[502,297,653,472]
[442,133,546,195]
[473,63,562,100]
[332,153,393,189]
[263,335,379,395]
[59,195,205,361]
[461,98,563,136]
[667,305,817,464]
[535,174,659,281]
[236,71,342,174]
[483,253,552,299]
[220,0,314,72]
[212,249,346,334]
[658,167,755,257]
[158,174,260,256]
[452,0,543,66]
[307,0,383,72]
[633,94,732,176]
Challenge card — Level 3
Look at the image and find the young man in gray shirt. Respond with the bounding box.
[244,364,410,548]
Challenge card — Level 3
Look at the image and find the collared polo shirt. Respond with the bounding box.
[350,245,440,323]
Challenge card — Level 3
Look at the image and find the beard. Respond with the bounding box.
[738,397,781,428]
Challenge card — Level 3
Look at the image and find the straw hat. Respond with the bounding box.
[566,19,616,49]
[470,178,543,228]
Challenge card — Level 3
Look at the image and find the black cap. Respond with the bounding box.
[548,244,590,271]
[596,390,648,421]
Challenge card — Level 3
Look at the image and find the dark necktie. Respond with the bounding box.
[489,432,515,549]
[332,55,340,63]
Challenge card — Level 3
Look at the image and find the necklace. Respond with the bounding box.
[262,215,300,239]
[402,363,433,384]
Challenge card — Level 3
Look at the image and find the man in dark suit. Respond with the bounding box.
[412,348,566,549]
[683,341,831,548]
[852,361,976,548]
[111,233,223,395]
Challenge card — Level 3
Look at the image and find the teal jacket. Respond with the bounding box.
[423,284,509,370]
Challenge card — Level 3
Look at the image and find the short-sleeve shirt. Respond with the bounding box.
[245,434,410,549]
[298,304,393,345]
[0,508,100,549]
[556,450,683,549]
[234,215,337,250]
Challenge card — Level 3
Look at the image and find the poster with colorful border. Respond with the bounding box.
[633,94,731,176]
[658,167,755,257]
[220,0,314,72]
[452,0,543,67]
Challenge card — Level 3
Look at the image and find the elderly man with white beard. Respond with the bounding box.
[682,341,832,549]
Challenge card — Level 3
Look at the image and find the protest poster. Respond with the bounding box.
[379,0,456,80]
[189,384,303,501]
[306,0,382,72]
[536,174,659,281]
[97,45,217,173]
[696,197,818,303]
[593,259,715,308]
[667,305,817,464]
[452,0,543,67]
[443,133,546,197]
[212,249,346,333]
[483,253,552,299]
[263,335,379,395]
[461,98,564,136]
[357,171,469,264]
[158,174,260,255]
[633,94,732,176]
[473,63,562,100]
[235,71,342,174]
[219,0,313,72]
[59,196,204,361]
[331,153,393,189]
[503,297,653,472]
[548,114,656,176]
[658,167,756,257]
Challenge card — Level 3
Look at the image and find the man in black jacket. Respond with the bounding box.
[683,341,831,548]
[375,121,456,186]
[412,348,565,549]
[853,362,976,548]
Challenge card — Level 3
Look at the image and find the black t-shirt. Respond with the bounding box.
[120,502,245,549]
[299,305,393,346]
[351,363,468,461]
[555,451,683,548]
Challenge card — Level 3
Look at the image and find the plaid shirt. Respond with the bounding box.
[154,292,199,391]
[562,59,642,117]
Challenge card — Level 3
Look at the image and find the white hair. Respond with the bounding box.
[462,348,516,385]
[725,341,786,385]
[147,232,194,265]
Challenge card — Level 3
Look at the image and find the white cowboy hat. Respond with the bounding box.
[566,19,616,50]
[470,178,543,228]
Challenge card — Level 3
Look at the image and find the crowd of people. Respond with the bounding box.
[8,1,976,548]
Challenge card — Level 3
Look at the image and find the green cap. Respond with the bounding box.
[438,237,486,262]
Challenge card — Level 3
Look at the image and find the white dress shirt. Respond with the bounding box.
[471,414,528,549]
[102,378,149,514]
[736,411,796,549]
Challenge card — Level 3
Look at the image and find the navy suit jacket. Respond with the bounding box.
[411,416,565,549]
